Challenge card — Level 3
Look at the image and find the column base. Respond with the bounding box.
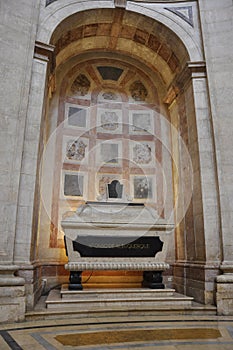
[0,265,25,323]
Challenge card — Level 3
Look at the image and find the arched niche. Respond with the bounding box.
[17,6,220,308]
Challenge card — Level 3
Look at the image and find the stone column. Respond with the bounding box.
[13,42,55,310]
[188,62,220,262]
[0,0,40,322]
[187,62,221,304]
[198,0,233,315]
[167,62,221,304]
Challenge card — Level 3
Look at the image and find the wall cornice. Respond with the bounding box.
[164,61,206,105]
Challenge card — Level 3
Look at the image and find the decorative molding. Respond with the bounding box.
[129,80,148,101]
[102,92,118,100]
[34,41,55,69]
[177,61,206,86]
[71,74,90,96]
[66,140,87,161]
[114,0,127,8]
[66,260,170,271]
[45,0,58,6]
[165,6,194,27]
[163,86,179,105]
[164,61,206,105]
[133,144,152,164]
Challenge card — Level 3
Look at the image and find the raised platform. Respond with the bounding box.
[46,285,194,311]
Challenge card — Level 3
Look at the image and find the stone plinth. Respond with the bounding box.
[46,285,194,311]
[0,265,25,323]
[216,265,233,315]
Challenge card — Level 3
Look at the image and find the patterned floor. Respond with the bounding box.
[1,315,233,350]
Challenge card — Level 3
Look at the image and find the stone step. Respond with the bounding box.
[46,288,194,310]
[26,294,217,321]
[61,284,176,300]
[84,283,142,288]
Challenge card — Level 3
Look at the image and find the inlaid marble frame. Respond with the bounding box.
[129,140,155,168]
[95,173,122,200]
[96,106,123,134]
[97,90,122,103]
[129,109,154,135]
[61,171,87,199]
[96,140,122,167]
[64,103,89,130]
[62,135,89,164]
[130,175,156,202]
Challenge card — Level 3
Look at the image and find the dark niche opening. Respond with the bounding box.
[107,180,123,199]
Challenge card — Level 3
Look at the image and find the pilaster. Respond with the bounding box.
[14,42,55,310]
[165,61,221,304]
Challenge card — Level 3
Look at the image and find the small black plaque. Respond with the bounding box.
[71,236,163,258]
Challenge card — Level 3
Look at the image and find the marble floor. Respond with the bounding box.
[1,315,233,350]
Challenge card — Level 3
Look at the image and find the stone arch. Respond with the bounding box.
[16,3,220,309]
[37,1,202,62]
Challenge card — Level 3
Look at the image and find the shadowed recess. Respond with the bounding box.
[97,66,124,81]
[55,328,221,346]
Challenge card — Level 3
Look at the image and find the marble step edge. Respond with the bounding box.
[47,290,193,303]
[26,310,217,322]
[27,304,217,318]
[47,296,193,302]
[46,298,193,307]
[61,293,175,300]
[61,290,176,299]
[46,301,194,310]
[46,299,193,309]
[61,286,176,294]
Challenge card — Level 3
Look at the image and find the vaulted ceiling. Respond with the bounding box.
[50,8,189,87]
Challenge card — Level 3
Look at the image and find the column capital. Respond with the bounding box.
[177,61,206,87]
[164,61,206,105]
[34,41,55,71]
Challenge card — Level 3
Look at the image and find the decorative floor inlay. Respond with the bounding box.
[1,316,233,350]
[55,328,221,347]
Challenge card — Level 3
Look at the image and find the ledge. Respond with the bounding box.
[65,260,170,271]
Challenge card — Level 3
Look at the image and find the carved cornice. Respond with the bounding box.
[34,41,56,96]
[164,61,206,105]
[177,61,206,87]
[34,41,55,71]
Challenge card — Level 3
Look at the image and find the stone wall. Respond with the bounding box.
[0,0,40,322]
[198,0,233,314]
